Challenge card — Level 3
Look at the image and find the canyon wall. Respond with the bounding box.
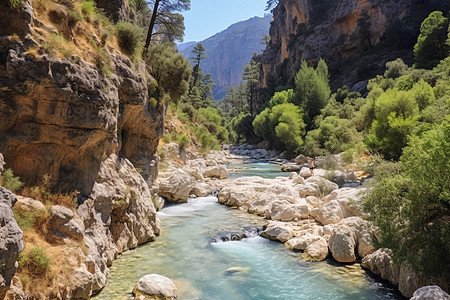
[0,0,163,297]
[260,0,450,91]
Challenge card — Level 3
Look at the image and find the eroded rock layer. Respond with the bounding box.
[260,0,450,90]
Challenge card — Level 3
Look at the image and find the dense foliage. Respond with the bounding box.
[363,122,450,278]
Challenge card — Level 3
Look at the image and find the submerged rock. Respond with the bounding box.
[133,274,177,300]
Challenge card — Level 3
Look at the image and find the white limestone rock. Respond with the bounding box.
[411,286,450,300]
[328,226,357,263]
[303,237,329,261]
[133,274,177,300]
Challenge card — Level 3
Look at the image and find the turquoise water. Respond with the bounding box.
[228,162,287,179]
[95,163,402,300]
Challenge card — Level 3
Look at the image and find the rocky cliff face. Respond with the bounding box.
[95,0,130,23]
[0,0,162,297]
[0,188,23,300]
[260,0,450,91]
[179,15,272,100]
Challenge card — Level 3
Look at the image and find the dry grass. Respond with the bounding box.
[28,0,122,71]
[17,231,86,299]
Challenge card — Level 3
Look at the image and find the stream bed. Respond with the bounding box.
[95,163,403,300]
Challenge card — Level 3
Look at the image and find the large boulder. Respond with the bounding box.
[302,237,329,261]
[411,286,450,300]
[315,200,345,225]
[286,233,321,251]
[261,222,294,243]
[158,169,195,203]
[49,205,84,241]
[133,274,177,300]
[339,217,376,258]
[0,187,23,299]
[361,248,399,286]
[281,163,301,172]
[398,262,420,298]
[203,165,228,179]
[328,226,357,263]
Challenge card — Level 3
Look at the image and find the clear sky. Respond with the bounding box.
[182,0,268,43]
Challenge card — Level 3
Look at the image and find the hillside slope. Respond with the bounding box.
[179,15,272,100]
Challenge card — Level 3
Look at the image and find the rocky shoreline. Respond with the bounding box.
[1,146,449,299]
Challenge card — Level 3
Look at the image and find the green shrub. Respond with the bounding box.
[149,97,157,107]
[116,21,143,57]
[363,122,450,278]
[18,248,51,276]
[0,168,23,193]
[162,134,171,143]
[178,135,189,150]
[7,0,23,9]
[341,149,354,164]
[13,208,49,232]
[80,0,97,18]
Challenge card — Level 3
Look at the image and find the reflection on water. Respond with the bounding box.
[95,163,402,300]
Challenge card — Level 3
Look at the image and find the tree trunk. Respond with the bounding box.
[143,0,161,56]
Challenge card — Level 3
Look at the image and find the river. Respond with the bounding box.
[94,162,403,300]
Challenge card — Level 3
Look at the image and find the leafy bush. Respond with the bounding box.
[7,0,23,9]
[0,168,23,193]
[18,248,51,276]
[253,103,306,155]
[116,21,143,57]
[80,0,97,19]
[363,122,450,278]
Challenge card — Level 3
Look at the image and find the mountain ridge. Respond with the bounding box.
[179,14,272,100]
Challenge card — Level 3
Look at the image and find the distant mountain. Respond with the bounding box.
[177,41,197,52]
[179,15,272,100]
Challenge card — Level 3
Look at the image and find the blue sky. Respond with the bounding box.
[182,0,268,42]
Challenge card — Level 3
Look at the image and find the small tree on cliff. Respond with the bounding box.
[143,0,190,54]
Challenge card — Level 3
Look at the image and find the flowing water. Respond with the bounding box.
[95,163,402,300]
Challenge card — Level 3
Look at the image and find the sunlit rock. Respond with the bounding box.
[133,274,177,300]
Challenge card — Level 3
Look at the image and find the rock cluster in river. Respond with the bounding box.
[215,164,446,298]
[156,144,233,203]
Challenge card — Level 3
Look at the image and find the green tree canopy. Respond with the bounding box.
[145,42,192,103]
[414,11,449,69]
[294,59,331,129]
[363,122,450,278]
[253,103,305,155]
[143,0,190,53]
